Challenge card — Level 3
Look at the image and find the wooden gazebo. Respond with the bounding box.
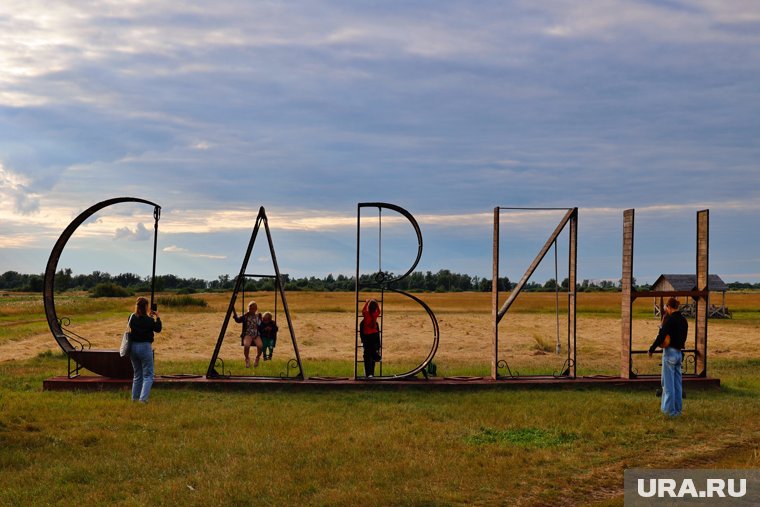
[651,274,730,318]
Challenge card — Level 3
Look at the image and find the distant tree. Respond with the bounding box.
[90,282,132,298]
[113,272,143,287]
[0,271,24,290]
[55,268,73,292]
[24,274,44,292]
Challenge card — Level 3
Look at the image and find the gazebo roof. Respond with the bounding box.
[650,274,728,292]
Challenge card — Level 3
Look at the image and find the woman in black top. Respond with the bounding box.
[128,296,162,402]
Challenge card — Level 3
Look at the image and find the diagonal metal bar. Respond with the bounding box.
[263,209,304,379]
[206,208,264,377]
[496,207,576,323]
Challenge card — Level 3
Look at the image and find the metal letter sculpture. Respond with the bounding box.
[43,197,161,378]
[492,207,578,380]
[207,207,304,380]
[355,203,439,380]
[620,209,709,378]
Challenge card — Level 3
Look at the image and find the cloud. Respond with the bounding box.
[0,163,41,215]
[0,233,43,248]
[722,273,760,280]
[3,0,758,214]
[114,222,151,241]
[162,245,188,253]
[162,245,226,259]
[151,200,760,236]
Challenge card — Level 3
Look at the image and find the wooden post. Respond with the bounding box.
[491,207,500,379]
[696,210,709,376]
[568,209,578,378]
[621,209,635,379]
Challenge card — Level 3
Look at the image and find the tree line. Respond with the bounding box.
[1,269,757,294]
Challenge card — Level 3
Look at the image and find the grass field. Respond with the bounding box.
[1,291,759,506]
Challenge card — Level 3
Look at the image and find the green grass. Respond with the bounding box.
[466,427,578,447]
[1,356,760,506]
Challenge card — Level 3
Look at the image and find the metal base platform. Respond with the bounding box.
[42,375,721,392]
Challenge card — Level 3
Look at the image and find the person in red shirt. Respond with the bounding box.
[360,299,381,378]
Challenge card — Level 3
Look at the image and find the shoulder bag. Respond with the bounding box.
[119,314,133,357]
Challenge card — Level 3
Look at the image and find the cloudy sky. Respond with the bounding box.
[0,0,758,284]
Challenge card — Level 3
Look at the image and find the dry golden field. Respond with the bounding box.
[2,291,758,377]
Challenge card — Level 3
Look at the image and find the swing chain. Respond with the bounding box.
[554,238,561,355]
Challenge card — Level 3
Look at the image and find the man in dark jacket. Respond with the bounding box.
[648,297,688,416]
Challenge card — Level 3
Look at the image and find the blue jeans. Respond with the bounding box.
[130,341,154,402]
[661,347,683,416]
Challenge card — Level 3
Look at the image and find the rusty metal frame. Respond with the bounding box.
[492,207,578,380]
[621,209,710,378]
[355,202,439,380]
[206,207,303,380]
[240,274,278,322]
[43,197,161,378]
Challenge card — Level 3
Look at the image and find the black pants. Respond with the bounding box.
[361,332,380,377]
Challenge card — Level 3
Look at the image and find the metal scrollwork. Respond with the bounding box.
[553,359,575,378]
[57,317,91,350]
[682,353,696,375]
[280,358,301,379]
[497,359,519,379]
[214,357,231,378]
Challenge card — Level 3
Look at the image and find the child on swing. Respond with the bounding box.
[360,299,381,378]
[259,311,278,360]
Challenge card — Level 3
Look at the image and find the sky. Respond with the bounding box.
[0,0,758,285]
